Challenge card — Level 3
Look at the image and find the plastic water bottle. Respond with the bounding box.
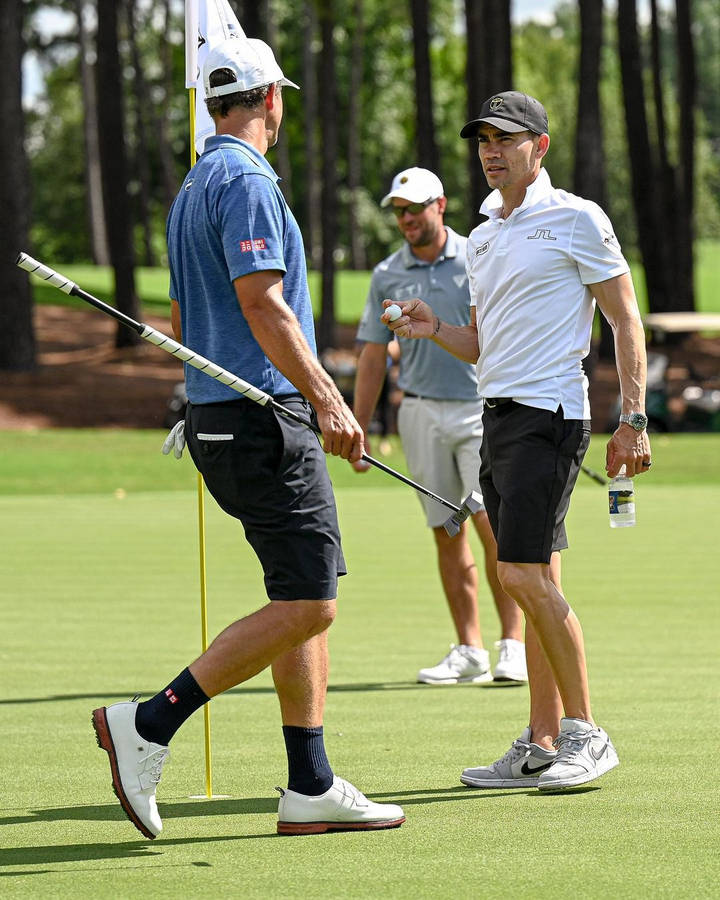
[608,465,635,528]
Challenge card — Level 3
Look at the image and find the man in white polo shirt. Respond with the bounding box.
[382,91,652,791]
[353,167,526,686]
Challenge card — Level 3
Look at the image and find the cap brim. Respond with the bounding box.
[279,76,300,90]
[380,190,442,208]
[460,116,531,138]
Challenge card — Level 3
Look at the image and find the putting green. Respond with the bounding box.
[1,432,718,897]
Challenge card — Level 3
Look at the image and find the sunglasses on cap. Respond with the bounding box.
[391,198,438,217]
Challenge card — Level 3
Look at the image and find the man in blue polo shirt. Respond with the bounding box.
[353,168,526,686]
[92,36,404,840]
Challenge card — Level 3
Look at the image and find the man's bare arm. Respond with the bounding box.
[235,269,363,461]
[383,299,479,363]
[591,272,652,477]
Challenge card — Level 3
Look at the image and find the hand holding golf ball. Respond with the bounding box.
[385,303,403,322]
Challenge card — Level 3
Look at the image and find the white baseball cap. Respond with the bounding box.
[203,37,299,98]
[380,167,444,207]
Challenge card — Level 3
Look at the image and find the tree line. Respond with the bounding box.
[1,0,718,370]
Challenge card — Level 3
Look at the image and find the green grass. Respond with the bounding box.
[26,238,720,325]
[1,431,719,897]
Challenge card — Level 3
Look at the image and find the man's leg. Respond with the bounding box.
[190,600,335,698]
[496,560,592,724]
[471,509,523,640]
[432,522,482,647]
[525,551,564,749]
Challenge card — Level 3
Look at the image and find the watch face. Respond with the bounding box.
[627,413,648,431]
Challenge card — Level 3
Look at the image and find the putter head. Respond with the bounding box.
[442,491,483,537]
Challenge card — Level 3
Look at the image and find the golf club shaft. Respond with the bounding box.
[16,252,459,514]
[580,464,607,485]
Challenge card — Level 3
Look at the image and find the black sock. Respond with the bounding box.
[282,725,334,796]
[134,668,209,746]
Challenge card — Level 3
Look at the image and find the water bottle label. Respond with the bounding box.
[609,490,634,515]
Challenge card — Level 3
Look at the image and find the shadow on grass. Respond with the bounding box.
[0,795,277,829]
[2,680,524,707]
[0,833,276,870]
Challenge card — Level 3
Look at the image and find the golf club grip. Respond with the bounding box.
[16,252,144,335]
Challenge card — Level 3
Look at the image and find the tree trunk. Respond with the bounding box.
[239,0,265,39]
[302,2,322,269]
[96,0,141,347]
[0,0,35,371]
[409,0,440,176]
[75,0,109,266]
[316,0,338,352]
[616,0,673,314]
[575,0,613,358]
[157,0,180,213]
[674,0,696,312]
[464,0,512,232]
[265,2,293,204]
[125,0,157,267]
[347,0,367,269]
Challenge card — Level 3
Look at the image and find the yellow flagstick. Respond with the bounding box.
[188,85,213,800]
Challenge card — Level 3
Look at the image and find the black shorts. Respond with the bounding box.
[479,401,590,564]
[185,395,346,601]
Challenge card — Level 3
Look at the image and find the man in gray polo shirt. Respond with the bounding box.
[352,167,525,685]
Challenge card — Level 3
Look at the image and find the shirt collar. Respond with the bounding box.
[401,227,459,268]
[480,167,553,220]
[202,135,279,182]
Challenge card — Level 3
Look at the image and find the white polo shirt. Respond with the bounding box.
[466,168,629,419]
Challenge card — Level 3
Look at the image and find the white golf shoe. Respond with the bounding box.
[92,700,170,839]
[276,776,405,835]
[417,644,493,684]
[492,639,528,682]
[538,717,619,792]
[460,727,557,788]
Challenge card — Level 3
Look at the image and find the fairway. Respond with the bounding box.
[1,432,719,898]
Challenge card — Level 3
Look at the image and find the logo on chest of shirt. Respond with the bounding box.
[240,238,267,252]
[475,241,490,256]
[527,228,557,241]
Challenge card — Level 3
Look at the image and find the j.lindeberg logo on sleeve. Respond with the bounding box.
[475,241,490,256]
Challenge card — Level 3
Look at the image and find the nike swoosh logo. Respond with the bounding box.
[590,742,608,761]
[520,759,555,775]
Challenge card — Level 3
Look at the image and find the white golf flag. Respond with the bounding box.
[185,0,246,156]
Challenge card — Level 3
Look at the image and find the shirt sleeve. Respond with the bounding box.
[466,240,479,308]
[571,202,630,285]
[216,173,288,282]
[355,269,391,344]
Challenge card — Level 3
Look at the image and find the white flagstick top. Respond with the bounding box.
[185,0,199,89]
[189,0,247,156]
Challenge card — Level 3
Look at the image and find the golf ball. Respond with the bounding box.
[386,304,402,321]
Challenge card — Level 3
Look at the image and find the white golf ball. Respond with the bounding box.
[386,304,402,321]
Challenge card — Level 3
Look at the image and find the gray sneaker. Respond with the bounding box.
[417,645,493,685]
[460,727,557,788]
[537,717,619,791]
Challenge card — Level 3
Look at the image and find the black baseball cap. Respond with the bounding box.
[460,91,549,138]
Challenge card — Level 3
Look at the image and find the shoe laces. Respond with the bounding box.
[145,747,170,784]
[552,729,588,763]
[494,735,531,768]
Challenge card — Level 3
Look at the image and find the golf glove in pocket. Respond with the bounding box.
[162,421,186,459]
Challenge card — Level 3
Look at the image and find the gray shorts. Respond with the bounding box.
[397,396,485,528]
[186,396,346,601]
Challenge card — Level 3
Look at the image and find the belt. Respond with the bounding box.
[403,391,433,400]
[484,397,513,408]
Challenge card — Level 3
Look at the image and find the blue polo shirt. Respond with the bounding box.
[167,135,315,403]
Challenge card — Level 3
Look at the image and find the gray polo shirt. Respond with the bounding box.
[356,228,478,400]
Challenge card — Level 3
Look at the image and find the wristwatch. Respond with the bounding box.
[619,412,648,432]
